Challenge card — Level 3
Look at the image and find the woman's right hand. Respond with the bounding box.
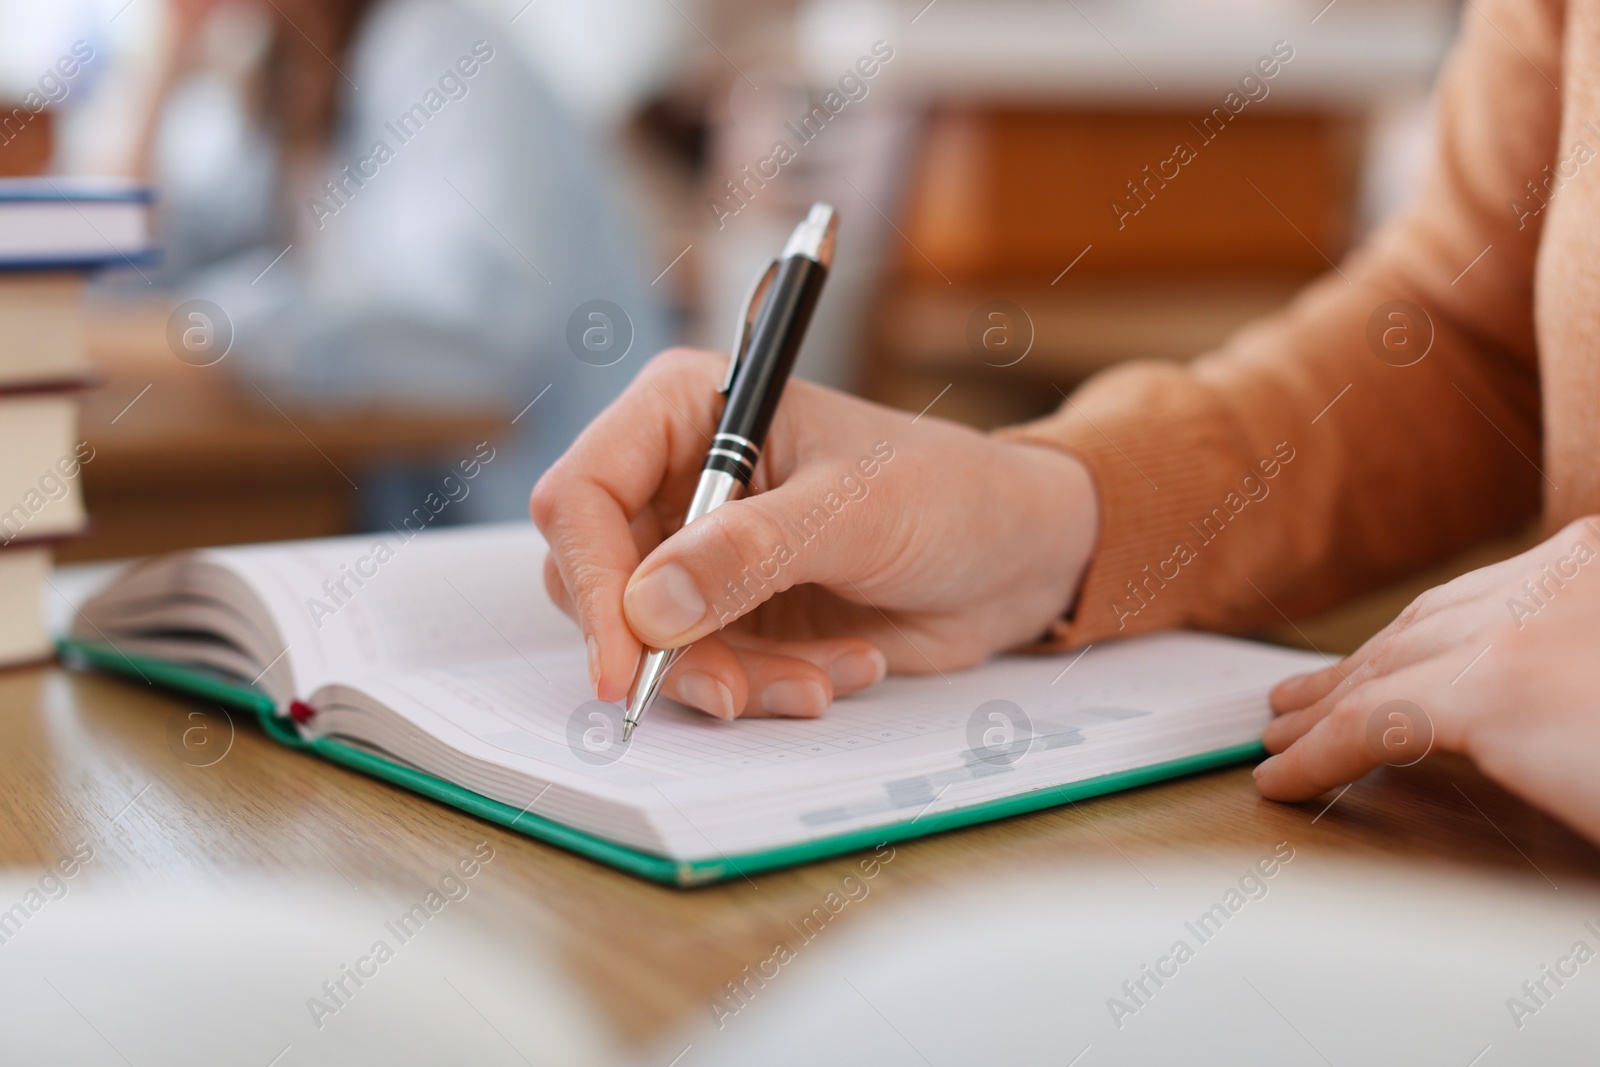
[530,348,1100,721]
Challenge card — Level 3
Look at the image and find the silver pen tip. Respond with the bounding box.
[622,647,677,743]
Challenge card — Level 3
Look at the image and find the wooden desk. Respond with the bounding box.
[6,662,1597,1050]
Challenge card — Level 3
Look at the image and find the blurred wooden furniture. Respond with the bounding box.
[804,0,1459,426]
[7,659,1597,1048]
[66,301,506,562]
[862,104,1363,427]
[901,109,1361,280]
[0,106,52,177]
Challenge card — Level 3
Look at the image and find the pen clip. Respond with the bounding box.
[722,258,778,394]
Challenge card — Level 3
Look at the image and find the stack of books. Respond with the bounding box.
[0,178,154,666]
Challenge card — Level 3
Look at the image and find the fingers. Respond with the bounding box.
[1265,658,1379,756]
[543,509,663,622]
[1270,663,1345,714]
[661,635,885,720]
[623,558,712,649]
[660,639,743,718]
[621,470,889,648]
[1257,661,1437,801]
[1258,549,1543,806]
[1270,612,1395,716]
[1262,701,1329,754]
[1270,584,1480,716]
[723,631,888,695]
[534,474,640,701]
[531,349,728,700]
[1254,698,1384,802]
[734,646,832,719]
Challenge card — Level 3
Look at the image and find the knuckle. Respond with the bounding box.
[1392,590,1434,632]
[705,503,791,584]
[1325,693,1371,742]
[1362,635,1399,679]
[1433,568,1482,605]
[528,471,562,528]
[568,559,619,621]
[1304,664,1341,692]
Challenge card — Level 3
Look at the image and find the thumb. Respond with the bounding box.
[622,475,875,647]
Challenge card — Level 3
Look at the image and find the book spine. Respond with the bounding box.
[0,525,94,552]
[0,373,103,397]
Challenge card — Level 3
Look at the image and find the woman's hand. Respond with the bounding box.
[1257,517,1600,843]
[530,348,1099,720]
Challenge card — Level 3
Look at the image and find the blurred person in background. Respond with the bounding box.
[127,0,669,522]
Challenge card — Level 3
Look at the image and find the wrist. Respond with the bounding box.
[994,436,1100,636]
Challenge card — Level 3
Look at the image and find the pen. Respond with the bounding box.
[622,201,839,741]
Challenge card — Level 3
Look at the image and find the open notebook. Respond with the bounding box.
[63,524,1325,885]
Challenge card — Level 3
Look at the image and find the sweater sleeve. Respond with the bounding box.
[999,0,1562,647]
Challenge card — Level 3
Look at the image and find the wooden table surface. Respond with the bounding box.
[5,661,1598,1052]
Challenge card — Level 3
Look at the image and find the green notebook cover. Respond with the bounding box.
[60,636,1264,888]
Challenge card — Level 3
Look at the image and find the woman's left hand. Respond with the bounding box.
[1256,516,1600,844]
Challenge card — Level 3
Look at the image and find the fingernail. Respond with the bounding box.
[761,679,828,718]
[625,563,707,643]
[677,670,736,720]
[1254,758,1275,780]
[585,635,600,693]
[828,648,887,691]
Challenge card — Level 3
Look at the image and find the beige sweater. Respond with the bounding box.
[1007,0,1591,646]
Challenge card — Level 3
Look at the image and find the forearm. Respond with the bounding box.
[1005,268,1541,646]
[1002,0,1558,646]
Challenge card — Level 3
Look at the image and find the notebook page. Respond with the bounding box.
[202,523,570,696]
[320,633,1326,858]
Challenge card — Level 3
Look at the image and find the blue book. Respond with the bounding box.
[0,177,156,273]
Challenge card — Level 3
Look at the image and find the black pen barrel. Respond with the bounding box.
[704,253,828,484]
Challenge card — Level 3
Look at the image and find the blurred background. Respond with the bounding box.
[1,0,1465,644]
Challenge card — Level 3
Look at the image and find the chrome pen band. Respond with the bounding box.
[706,447,755,468]
[704,434,760,484]
[710,434,759,464]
